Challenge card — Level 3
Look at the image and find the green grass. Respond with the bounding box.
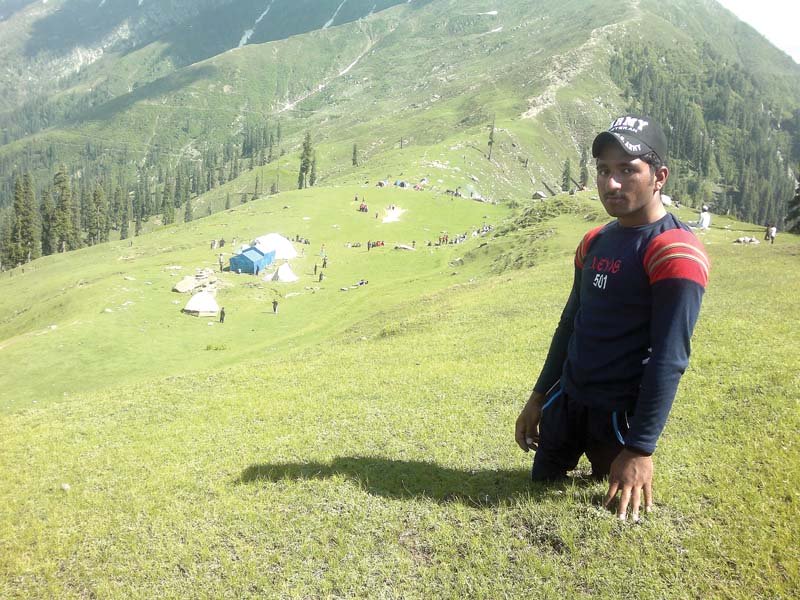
[1,187,798,597]
[0,184,506,410]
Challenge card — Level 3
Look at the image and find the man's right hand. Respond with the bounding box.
[515,390,546,452]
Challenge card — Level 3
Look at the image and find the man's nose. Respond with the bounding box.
[606,173,623,190]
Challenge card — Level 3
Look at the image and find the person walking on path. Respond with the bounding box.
[515,114,709,521]
[219,307,226,324]
[322,257,328,269]
[272,300,278,314]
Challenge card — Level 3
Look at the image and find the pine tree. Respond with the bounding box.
[0,216,13,270]
[7,176,25,266]
[309,151,317,187]
[162,181,175,224]
[20,173,40,262]
[87,186,108,245]
[561,158,572,192]
[297,132,313,189]
[787,177,800,234]
[184,196,193,222]
[40,189,56,256]
[53,167,75,253]
[579,148,589,189]
[487,116,495,161]
[120,193,130,240]
[352,143,359,167]
[111,186,124,230]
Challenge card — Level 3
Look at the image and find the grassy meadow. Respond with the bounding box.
[1,184,798,598]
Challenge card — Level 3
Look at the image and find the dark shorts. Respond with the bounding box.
[531,385,629,481]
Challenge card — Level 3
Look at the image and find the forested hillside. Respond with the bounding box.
[1,0,799,271]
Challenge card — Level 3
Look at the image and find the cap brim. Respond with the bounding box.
[592,131,653,158]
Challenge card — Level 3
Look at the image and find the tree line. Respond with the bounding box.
[609,41,798,225]
[0,121,289,270]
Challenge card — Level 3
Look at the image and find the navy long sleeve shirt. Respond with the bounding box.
[534,213,709,455]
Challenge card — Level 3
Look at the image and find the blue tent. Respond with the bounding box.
[229,247,275,274]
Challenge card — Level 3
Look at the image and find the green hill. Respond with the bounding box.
[1,185,798,597]
[1,1,799,595]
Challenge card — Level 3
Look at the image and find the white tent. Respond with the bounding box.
[271,263,299,283]
[183,291,220,317]
[253,233,298,260]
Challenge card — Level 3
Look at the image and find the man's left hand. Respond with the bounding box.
[603,449,653,521]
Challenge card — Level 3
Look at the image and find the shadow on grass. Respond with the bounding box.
[237,456,593,507]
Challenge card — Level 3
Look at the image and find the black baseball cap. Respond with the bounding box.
[592,114,668,163]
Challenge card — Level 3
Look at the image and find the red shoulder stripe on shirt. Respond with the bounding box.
[643,229,709,287]
[574,225,604,269]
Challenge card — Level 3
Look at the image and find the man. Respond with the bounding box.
[515,115,709,521]
[219,307,226,324]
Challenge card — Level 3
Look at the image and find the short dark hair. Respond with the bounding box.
[641,151,665,174]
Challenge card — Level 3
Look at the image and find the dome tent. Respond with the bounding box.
[269,263,299,283]
[253,233,298,260]
[183,291,220,317]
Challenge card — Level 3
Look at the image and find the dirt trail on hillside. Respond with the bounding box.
[278,24,393,114]
[521,2,639,120]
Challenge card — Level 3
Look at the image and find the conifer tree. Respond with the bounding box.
[120,194,130,240]
[0,217,13,270]
[79,182,92,232]
[162,181,175,224]
[20,173,40,262]
[40,189,56,256]
[297,132,314,189]
[87,186,109,245]
[352,143,359,167]
[487,116,495,161]
[53,167,75,253]
[112,186,124,230]
[184,196,193,223]
[579,149,589,189]
[174,175,184,209]
[134,192,143,237]
[7,176,25,266]
[787,176,800,234]
[310,151,318,187]
[561,158,572,192]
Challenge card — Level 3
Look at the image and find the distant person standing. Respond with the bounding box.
[272,300,278,314]
[319,272,324,282]
[322,257,328,269]
[314,263,318,275]
[219,307,226,324]
[768,225,777,244]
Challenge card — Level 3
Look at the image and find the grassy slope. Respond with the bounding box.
[0,193,798,597]
[0,184,505,410]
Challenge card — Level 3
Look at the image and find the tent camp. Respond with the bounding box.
[229,247,275,274]
[270,263,299,283]
[253,233,298,260]
[183,291,220,317]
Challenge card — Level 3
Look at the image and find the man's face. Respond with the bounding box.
[595,143,668,227]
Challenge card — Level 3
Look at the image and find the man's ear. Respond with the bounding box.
[654,166,669,191]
